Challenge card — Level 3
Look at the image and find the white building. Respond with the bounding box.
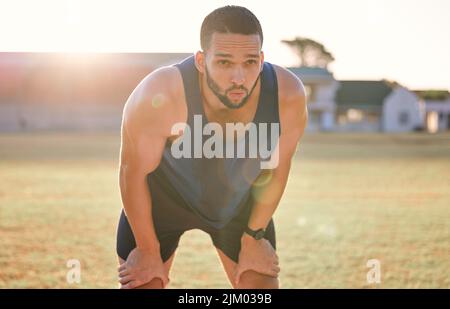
[287,67,339,132]
[415,91,450,133]
[425,100,450,132]
[337,81,425,132]
[382,87,426,132]
[288,65,427,132]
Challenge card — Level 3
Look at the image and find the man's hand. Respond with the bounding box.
[234,233,280,286]
[118,247,169,289]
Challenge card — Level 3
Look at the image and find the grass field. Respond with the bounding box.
[0,131,449,288]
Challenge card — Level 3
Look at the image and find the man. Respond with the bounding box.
[116,5,307,289]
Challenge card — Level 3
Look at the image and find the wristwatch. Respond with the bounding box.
[244,226,266,240]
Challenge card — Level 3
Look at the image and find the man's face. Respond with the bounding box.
[201,33,264,109]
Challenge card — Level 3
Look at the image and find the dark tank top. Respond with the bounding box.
[147,55,280,229]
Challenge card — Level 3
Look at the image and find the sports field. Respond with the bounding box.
[0,131,449,288]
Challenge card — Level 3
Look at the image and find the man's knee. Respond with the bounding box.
[120,278,165,289]
[136,278,165,289]
[236,270,279,289]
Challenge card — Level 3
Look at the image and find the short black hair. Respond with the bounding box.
[200,6,263,51]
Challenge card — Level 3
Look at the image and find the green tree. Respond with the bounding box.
[282,37,335,68]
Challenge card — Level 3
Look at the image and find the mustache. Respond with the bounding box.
[225,73,260,95]
[226,86,247,92]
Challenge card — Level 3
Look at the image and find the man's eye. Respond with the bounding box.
[218,60,230,65]
[246,60,257,65]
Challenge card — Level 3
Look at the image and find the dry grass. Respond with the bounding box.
[0,131,449,288]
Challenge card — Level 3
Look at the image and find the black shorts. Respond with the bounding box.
[116,177,276,263]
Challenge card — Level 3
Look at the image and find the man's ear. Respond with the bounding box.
[195,51,205,74]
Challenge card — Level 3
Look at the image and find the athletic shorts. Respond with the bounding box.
[116,174,276,263]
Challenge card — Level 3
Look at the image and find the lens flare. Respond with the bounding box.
[251,168,273,187]
[152,93,166,108]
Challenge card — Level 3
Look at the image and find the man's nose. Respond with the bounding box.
[231,67,245,86]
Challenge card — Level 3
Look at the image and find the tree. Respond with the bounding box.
[281,37,335,68]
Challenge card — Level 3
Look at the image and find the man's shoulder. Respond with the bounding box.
[122,65,187,136]
[138,65,184,101]
[271,64,307,123]
[271,64,306,102]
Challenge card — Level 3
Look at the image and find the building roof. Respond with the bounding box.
[287,66,335,83]
[335,80,395,108]
[414,90,449,101]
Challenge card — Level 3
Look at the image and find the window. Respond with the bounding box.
[347,109,364,122]
[399,111,409,126]
[366,112,380,124]
[309,111,321,123]
[337,113,347,125]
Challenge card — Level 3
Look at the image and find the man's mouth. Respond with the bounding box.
[228,91,245,99]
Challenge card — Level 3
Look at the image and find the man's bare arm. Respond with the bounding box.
[119,67,179,251]
[246,67,308,234]
[234,68,308,284]
[118,67,184,288]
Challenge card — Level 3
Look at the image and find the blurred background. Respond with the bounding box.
[0,0,449,288]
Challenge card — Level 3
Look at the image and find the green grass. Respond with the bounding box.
[0,131,449,288]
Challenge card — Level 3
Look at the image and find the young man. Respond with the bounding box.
[116,5,307,289]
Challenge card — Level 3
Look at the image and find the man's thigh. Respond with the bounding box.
[209,216,276,264]
[116,209,187,262]
[209,210,278,289]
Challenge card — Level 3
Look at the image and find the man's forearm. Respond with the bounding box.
[246,164,291,232]
[119,166,160,251]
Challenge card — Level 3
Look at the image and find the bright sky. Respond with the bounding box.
[1,0,449,90]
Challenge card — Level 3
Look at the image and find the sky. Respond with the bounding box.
[0,0,449,90]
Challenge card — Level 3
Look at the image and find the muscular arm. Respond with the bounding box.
[246,68,308,236]
[234,68,308,284]
[118,67,179,251]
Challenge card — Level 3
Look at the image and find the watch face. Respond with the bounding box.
[255,230,265,240]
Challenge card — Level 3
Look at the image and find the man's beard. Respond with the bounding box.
[205,65,261,110]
